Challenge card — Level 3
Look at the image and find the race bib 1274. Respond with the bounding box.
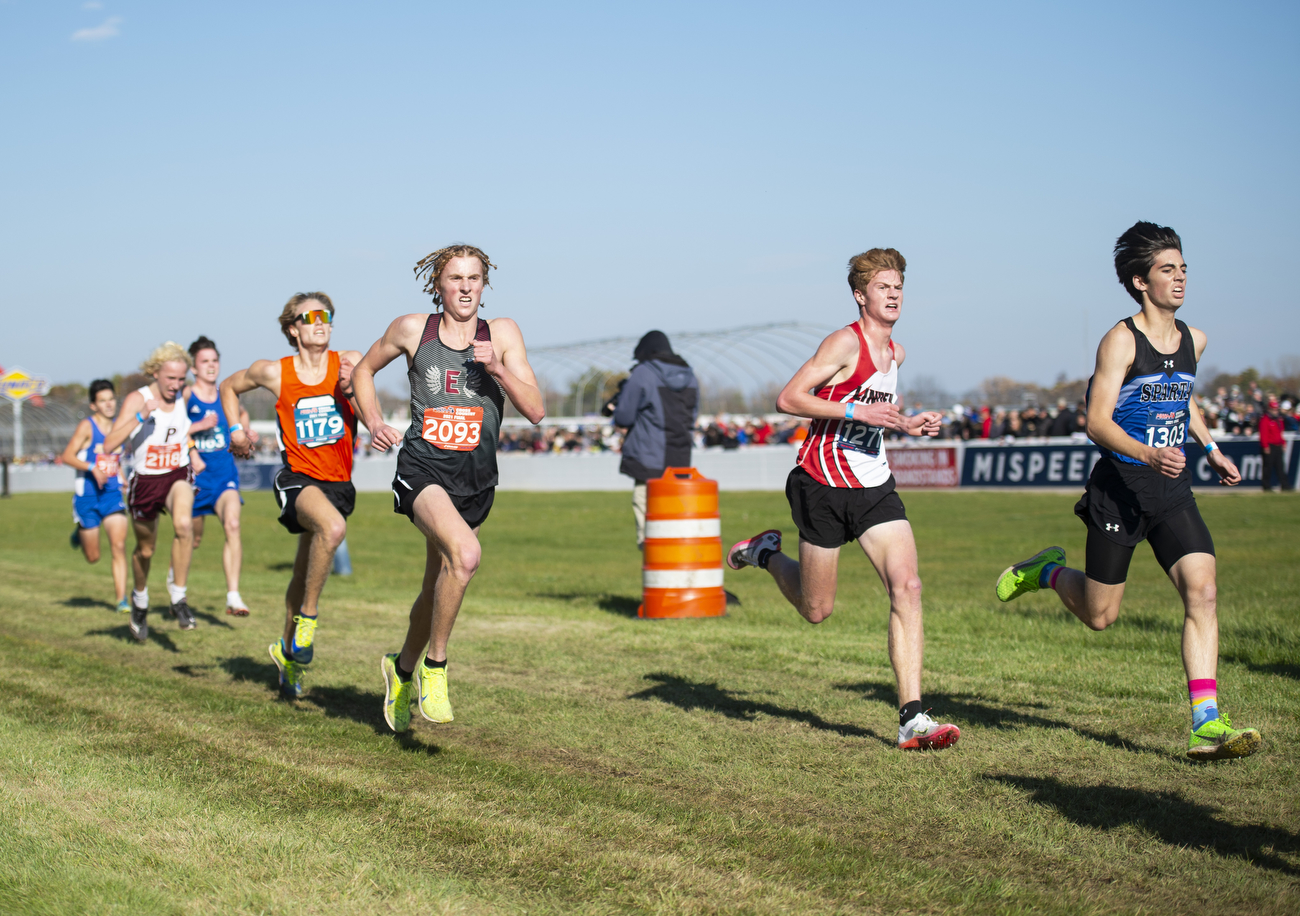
[835,420,883,457]
[422,406,483,451]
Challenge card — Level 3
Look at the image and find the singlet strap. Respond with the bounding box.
[420,313,441,347]
[475,318,492,342]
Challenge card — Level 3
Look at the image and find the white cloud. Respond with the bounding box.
[71,16,121,42]
[82,1,104,9]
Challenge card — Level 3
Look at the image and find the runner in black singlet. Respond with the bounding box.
[352,244,545,734]
[995,222,1261,761]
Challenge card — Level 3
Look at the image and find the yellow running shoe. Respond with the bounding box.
[290,614,318,663]
[269,640,304,699]
[380,654,412,733]
[1187,714,1263,761]
[996,546,1065,602]
[416,658,454,724]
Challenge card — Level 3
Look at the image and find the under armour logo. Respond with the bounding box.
[1105,523,1120,532]
[1163,360,1174,369]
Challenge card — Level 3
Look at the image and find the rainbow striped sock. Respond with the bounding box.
[1188,678,1219,729]
[1039,563,1062,589]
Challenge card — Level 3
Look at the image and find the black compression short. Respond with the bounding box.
[273,468,355,535]
[1084,506,1216,585]
[392,448,494,529]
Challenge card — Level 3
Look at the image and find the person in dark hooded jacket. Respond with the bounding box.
[611,330,699,546]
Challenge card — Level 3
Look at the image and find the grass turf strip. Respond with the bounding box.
[0,490,1296,914]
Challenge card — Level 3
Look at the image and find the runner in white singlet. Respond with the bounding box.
[104,342,216,642]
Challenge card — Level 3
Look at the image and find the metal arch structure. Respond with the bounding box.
[527,322,836,414]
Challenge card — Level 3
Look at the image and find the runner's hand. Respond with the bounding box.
[338,356,355,395]
[190,411,219,433]
[855,401,902,430]
[230,429,253,459]
[190,450,207,475]
[369,423,403,452]
[1148,445,1186,478]
[1207,448,1241,486]
[246,428,260,446]
[912,410,943,437]
[91,466,110,487]
[472,339,501,376]
[141,398,159,416]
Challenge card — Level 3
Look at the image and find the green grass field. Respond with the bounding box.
[1,488,1297,915]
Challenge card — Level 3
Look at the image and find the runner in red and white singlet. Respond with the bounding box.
[796,323,897,489]
[104,342,217,641]
[728,248,962,752]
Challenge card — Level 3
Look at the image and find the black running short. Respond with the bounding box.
[786,467,908,549]
[1075,455,1214,584]
[274,468,356,535]
[392,449,494,529]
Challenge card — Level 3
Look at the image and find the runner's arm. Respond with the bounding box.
[1086,323,1185,477]
[102,389,149,454]
[1185,356,1240,486]
[221,360,280,458]
[337,349,367,425]
[776,329,902,428]
[59,419,95,472]
[354,314,425,451]
[479,318,545,424]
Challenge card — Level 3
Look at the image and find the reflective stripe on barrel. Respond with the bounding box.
[640,466,726,619]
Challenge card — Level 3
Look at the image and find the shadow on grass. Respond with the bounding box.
[191,609,235,630]
[630,673,893,746]
[173,663,213,678]
[61,596,116,611]
[219,655,279,694]
[990,774,1300,877]
[86,624,180,653]
[304,685,445,755]
[530,591,641,618]
[266,562,296,571]
[1221,655,1300,681]
[836,680,1164,756]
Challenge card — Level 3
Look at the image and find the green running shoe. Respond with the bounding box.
[1187,714,1263,761]
[116,598,131,614]
[380,654,412,733]
[416,658,454,724]
[996,546,1066,602]
[290,614,318,663]
[269,639,304,700]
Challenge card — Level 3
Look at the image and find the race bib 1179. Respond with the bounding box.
[422,406,483,451]
[294,395,345,448]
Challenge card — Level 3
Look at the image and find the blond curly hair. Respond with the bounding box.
[847,248,907,295]
[139,341,193,376]
[414,244,496,307]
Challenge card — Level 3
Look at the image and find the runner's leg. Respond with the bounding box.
[1167,552,1218,681]
[767,540,840,623]
[132,516,159,590]
[399,484,480,668]
[191,514,206,550]
[857,519,923,706]
[282,485,345,647]
[214,489,243,595]
[78,526,103,563]
[104,513,129,603]
[165,480,195,589]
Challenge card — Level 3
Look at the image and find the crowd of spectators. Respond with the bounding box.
[1200,382,1300,437]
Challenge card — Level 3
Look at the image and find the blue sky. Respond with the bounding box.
[2,1,1297,397]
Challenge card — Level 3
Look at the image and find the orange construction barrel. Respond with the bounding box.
[639,467,726,619]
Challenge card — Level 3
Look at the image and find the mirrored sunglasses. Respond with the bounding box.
[295,309,333,325]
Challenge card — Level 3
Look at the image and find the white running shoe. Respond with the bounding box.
[898,712,960,751]
[727,529,782,570]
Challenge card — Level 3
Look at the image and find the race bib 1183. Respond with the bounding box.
[422,406,483,451]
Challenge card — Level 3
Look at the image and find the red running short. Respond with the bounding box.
[128,466,194,521]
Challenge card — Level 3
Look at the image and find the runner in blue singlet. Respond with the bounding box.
[170,336,257,616]
[59,380,130,611]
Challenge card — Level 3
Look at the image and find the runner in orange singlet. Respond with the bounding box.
[222,292,365,699]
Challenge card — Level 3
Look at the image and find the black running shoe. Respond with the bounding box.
[172,600,197,631]
[70,528,81,550]
[129,604,149,643]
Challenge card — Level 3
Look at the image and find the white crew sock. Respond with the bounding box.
[132,588,148,610]
[226,591,244,609]
[167,583,187,606]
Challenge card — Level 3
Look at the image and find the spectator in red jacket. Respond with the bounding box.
[1258,398,1292,492]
